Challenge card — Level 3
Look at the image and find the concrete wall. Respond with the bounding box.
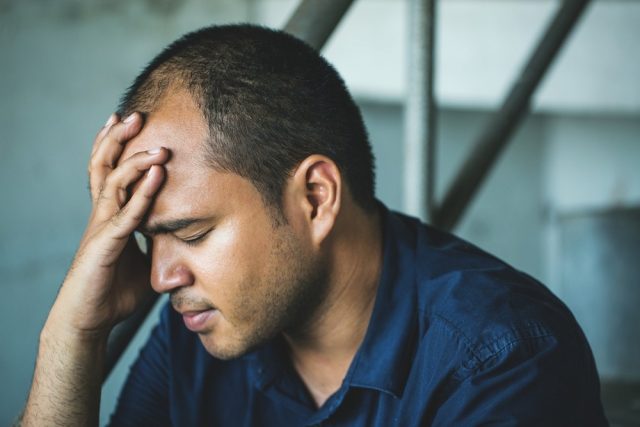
[365,103,547,280]
[557,208,640,381]
[0,2,249,424]
[1,0,638,425]
[543,114,640,381]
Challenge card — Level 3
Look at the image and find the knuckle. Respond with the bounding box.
[141,189,155,201]
[107,122,125,141]
[89,156,100,170]
[103,121,117,137]
[103,171,117,188]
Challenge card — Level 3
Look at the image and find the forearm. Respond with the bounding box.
[22,318,107,427]
[20,113,165,426]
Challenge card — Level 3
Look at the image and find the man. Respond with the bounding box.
[22,24,607,426]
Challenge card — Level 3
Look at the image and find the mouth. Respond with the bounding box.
[180,309,218,332]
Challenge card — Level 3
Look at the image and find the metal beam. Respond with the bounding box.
[404,0,438,222]
[432,0,591,231]
[283,0,356,50]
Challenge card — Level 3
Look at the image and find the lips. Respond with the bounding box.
[181,309,217,332]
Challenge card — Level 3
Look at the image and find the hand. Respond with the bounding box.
[47,113,169,339]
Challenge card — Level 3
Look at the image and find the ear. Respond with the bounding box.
[288,155,342,246]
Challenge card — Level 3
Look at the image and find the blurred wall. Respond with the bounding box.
[1,0,638,425]
[0,2,251,424]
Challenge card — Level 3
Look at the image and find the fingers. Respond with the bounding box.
[94,148,169,222]
[89,113,144,202]
[91,113,118,157]
[108,165,166,240]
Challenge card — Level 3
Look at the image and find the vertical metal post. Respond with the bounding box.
[432,0,591,231]
[404,0,438,222]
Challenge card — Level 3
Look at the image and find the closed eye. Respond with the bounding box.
[181,229,212,247]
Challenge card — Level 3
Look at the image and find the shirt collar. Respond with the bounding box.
[345,202,419,398]
[249,202,420,399]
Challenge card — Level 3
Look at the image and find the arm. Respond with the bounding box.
[431,328,608,427]
[21,113,169,426]
[23,323,107,426]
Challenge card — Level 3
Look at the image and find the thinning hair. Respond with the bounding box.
[118,24,376,216]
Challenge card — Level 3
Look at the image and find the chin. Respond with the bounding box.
[197,333,243,360]
[197,329,267,361]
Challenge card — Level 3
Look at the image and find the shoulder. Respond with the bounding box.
[387,210,592,377]
[385,211,606,424]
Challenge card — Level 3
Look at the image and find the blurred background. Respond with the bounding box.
[1,0,639,425]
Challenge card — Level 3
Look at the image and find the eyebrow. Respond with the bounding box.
[138,218,207,236]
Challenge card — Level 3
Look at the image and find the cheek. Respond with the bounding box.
[194,220,270,303]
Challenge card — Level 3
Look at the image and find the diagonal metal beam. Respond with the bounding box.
[432,0,591,231]
[283,0,356,50]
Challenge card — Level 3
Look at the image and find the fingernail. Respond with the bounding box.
[123,113,136,123]
[104,114,116,127]
[147,147,162,154]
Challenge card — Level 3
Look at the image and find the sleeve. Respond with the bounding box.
[107,304,173,427]
[431,326,609,427]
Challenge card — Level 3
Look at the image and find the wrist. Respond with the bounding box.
[42,310,111,347]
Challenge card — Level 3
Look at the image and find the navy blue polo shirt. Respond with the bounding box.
[109,206,608,426]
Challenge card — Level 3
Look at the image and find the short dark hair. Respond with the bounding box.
[118,24,376,217]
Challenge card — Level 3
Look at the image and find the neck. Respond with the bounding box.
[283,204,383,408]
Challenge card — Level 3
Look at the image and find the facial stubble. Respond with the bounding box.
[204,223,329,360]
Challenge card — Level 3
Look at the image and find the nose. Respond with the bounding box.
[149,240,195,294]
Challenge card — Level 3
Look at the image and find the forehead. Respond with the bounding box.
[120,89,265,225]
[120,88,208,164]
[149,166,260,228]
[121,88,213,215]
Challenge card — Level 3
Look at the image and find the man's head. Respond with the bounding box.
[119,24,377,360]
[118,24,376,220]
